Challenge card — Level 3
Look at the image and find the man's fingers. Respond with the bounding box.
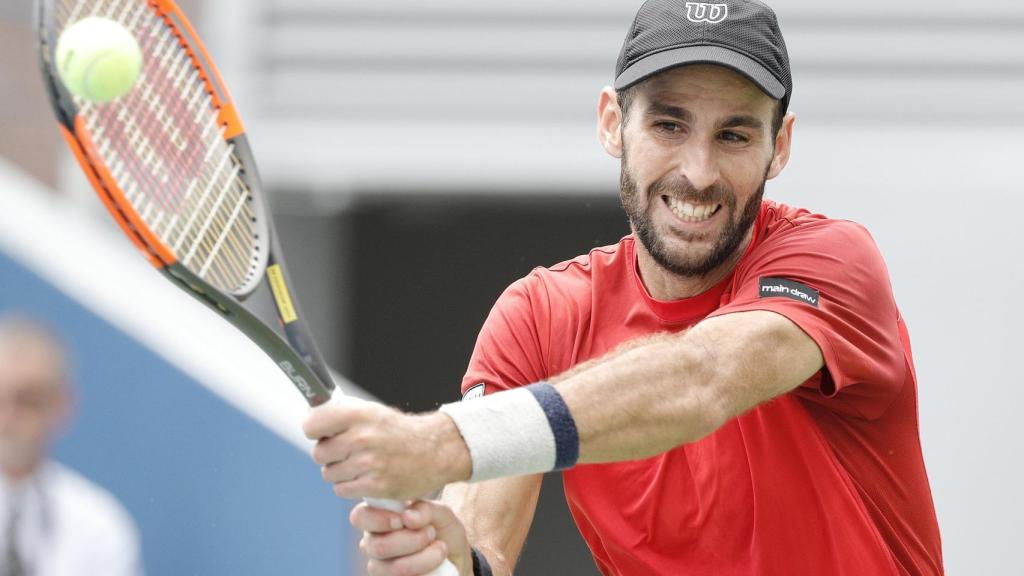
[350,502,405,533]
[351,500,471,575]
[402,500,460,533]
[303,398,373,440]
[320,452,362,483]
[333,477,393,501]
[361,525,439,560]
[402,500,471,571]
[302,402,346,440]
[311,434,352,467]
[367,540,448,576]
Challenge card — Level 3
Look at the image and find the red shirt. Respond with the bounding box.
[461,201,943,575]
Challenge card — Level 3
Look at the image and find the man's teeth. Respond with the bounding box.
[667,197,720,222]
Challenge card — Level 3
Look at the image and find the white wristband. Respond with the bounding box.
[439,382,579,482]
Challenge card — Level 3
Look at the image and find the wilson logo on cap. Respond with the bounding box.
[685,2,729,24]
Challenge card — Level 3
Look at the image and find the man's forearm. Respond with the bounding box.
[548,332,669,385]
[442,475,542,576]
[559,310,823,463]
[439,310,823,483]
[557,330,723,463]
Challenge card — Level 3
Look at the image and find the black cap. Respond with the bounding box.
[615,0,792,112]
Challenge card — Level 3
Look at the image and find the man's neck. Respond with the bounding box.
[635,229,753,301]
[1,463,40,487]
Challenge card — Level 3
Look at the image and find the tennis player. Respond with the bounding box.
[304,1,944,574]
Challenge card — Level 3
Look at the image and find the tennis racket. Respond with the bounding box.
[36,2,457,574]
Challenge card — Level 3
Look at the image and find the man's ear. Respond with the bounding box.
[767,112,796,180]
[597,87,624,158]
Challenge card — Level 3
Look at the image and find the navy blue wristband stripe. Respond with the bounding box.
[526,382,580,470]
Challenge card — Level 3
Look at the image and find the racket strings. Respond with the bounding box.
[90,30,254,289]
[67,0,254,284]
[57,0,262,295]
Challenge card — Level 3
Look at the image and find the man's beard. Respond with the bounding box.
[619,155,765,278]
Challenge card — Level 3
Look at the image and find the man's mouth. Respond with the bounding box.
[664,196,722,223]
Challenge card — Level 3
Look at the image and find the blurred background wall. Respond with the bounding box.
[2,0,1023,574]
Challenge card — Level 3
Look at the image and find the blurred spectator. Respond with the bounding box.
[0,315,142,576]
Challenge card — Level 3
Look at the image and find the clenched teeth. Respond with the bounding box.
[666,197,721,222]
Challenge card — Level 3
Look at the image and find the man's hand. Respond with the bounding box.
[352,500,474,576]
[303,399,472,501]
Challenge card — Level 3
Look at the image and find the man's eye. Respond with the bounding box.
[654,122,682,134]
[719,131,749,143]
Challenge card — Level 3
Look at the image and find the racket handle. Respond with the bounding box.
[363,498,460,576]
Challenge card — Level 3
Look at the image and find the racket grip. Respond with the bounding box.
[364,498,460,576]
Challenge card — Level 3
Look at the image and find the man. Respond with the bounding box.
[304,1,944,574]
[0,316,142,576]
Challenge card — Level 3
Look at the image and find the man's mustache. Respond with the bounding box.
[649,176,735,208]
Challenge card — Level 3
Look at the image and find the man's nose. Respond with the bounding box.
[675,140,720,192]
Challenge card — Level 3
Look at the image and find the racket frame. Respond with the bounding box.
[35,0,335,405]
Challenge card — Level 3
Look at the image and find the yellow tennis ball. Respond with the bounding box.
[56,17,142,103]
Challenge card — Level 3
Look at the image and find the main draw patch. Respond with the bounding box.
[759,277,820,308]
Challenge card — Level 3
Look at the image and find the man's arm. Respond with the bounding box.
[442,475,542,576]
[305,309,822,499]
[307,309,823,574]
[436,309,823,484]
[563,309,823,463]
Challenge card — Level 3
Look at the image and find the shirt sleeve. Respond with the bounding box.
[708,219,907,419]
[461,274,549,398]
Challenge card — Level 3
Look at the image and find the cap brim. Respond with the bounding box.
[614,45,785,100]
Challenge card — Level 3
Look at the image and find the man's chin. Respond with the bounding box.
[657,234,717,260]
[645,243,720,277]
[0,446,44,476]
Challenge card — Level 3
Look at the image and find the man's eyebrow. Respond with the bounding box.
[719,115,765,131]
[643,102,766,132]
[643,101,694,123]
